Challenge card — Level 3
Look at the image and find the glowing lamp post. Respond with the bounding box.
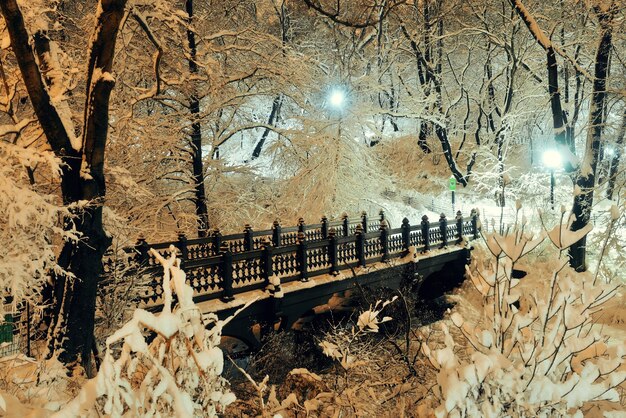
[328,89,346,110]
[542,149,562,210]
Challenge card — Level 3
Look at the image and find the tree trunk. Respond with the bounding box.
[186,0,209,237]
[569,4,615,271]
[1,0,126,373]
[252,95,282,159]
[606,108,625,200]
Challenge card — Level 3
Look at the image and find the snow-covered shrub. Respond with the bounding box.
[585,203,626,284]
[47,247,239,417]
[419,211,626,417]
[0,141,71,307]
[95,235,154,341]
[319,297,397,372]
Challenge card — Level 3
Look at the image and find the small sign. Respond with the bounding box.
[449,177,457,191]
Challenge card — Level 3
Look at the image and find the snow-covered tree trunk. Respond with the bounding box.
[186,0,210,237]
[569,2,617,271]
[0,0,127,372]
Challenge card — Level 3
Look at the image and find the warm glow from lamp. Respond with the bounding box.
[329,89,345,109]
[542,149,562,170]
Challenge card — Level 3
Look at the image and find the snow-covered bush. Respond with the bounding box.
[585,203,625,285]
[44,247,238,417]
[319,297,397,373]
[0,141,71,306]
[419,211,626,417]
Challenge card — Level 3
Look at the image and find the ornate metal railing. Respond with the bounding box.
[104,210,480,307]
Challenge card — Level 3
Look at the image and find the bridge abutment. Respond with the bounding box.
[214,246,472,353]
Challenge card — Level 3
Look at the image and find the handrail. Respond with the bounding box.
[104,210,480,307]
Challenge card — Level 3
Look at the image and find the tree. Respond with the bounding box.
[508,0,578,172]
[569,1,618,271]
[185,0,210,237]
[0,0,127,372]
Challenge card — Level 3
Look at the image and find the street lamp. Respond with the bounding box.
[328,89,346,110]
[542,149,562,210]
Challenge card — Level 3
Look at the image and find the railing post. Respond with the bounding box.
[298,217,306,234]
[328,228,339,275]
[342,213,349,237]
[421,215,430,252]
[135,234,149,266]
[361,211,368,232]
[355,224,366,267]
[321,216,328,239]
[401,217,410,251]
[380,219,389,261]
[297,231,309,281]
[272,220,282,247]
[244,224,254,251]
[261,238,273,287]
[439,213,448,249]
[177,231,188,266]
[471,209,480,240]
[456,211,463,244]
[212,229,222,255]
[220,242,234,301]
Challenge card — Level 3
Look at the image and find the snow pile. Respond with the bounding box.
[3,247,240,417]
[419,213,626,417]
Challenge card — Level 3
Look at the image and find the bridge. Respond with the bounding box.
[105,209,480,350]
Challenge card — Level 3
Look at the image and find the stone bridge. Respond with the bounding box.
[105,209,480,349]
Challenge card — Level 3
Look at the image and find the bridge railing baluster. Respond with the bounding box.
[272,220,281,247]
[380,219,389,261]
[212,229,222,256]
[177,231,188,268]
[261,238,273,287]
[328,228,339,275]
[220,242,234,301]
[439,213,447,249]
[321,216,328,239]
[401,218,410,251]
[355,224,366,267]
[471,209,480,239]
[361,211,368,233]
[135,234,149,266]
[456,211,463,244]
[244,224,254,252]
[421,215,430,253]
[297,232,308,281]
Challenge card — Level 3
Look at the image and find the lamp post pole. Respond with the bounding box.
[542,149,562,211]
[550,169,555,210]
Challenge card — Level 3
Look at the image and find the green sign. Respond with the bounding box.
[0,314,13,344]
[449,177,457,191]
